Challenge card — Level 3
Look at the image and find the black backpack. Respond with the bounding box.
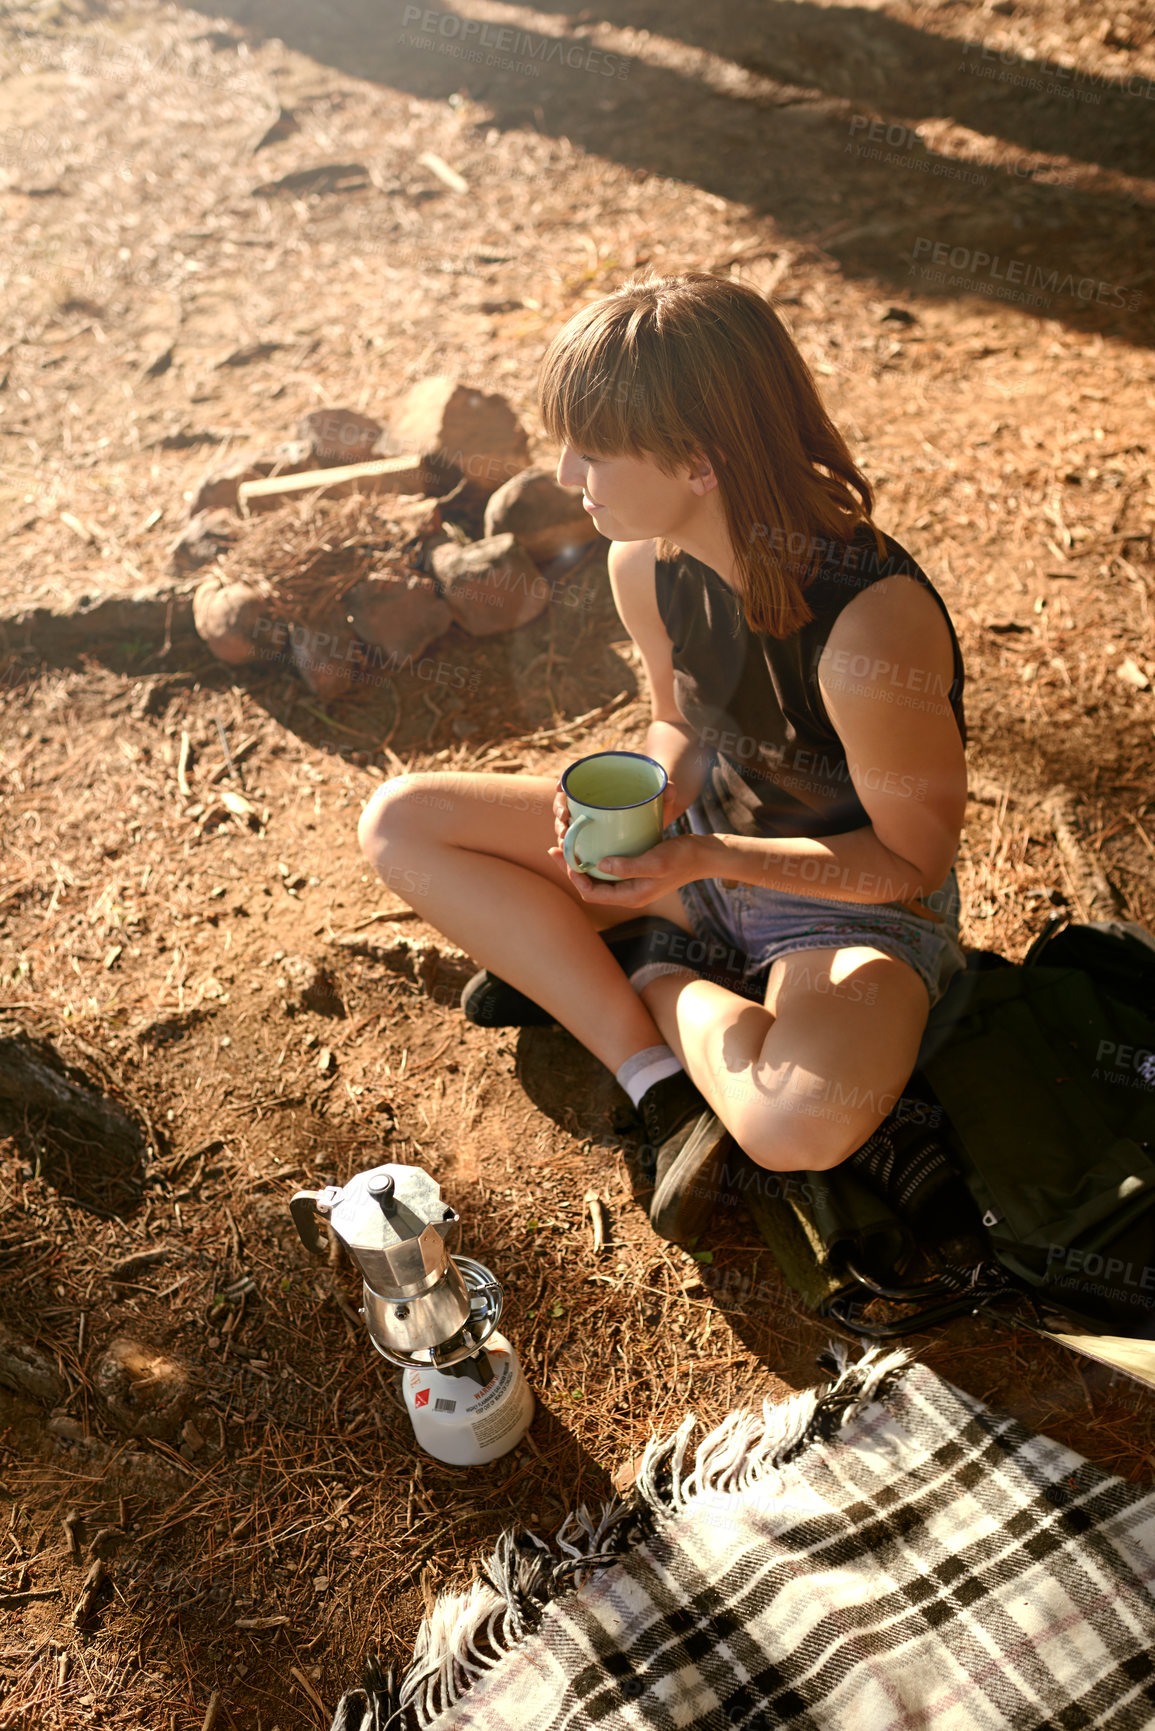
[744,918,1155,1339]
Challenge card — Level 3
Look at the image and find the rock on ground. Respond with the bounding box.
[170,510,241,575]
[347,571,452,663]
[193,575,273,666]
[93,1338,193,1440]
[0,1324,66,1405]
[380,377,530,500]
[299,407,385,467]
[275,954,343,1015]
[483,465,597,565]
[286,601,366,700]
[432,533,551,635]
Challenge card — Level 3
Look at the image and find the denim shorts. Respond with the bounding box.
[669,815,967,1009]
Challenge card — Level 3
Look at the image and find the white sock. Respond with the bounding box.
[628,961,694,995]
[616,1044,684,1107]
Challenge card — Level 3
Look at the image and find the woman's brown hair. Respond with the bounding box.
[537,271,883,637]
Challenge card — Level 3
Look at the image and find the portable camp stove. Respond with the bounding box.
[290,1164,534,1465]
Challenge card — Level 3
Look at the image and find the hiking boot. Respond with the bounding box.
[847,1115,970,1240]
[595,915,706,985]
[643,1070,733,1246]
[460,970,556,1028]
[459,919,700,1030]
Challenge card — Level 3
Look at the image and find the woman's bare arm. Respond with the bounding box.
[818,573,967,888]
[682,574,966,909]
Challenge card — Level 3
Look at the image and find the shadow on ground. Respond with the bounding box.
[181,0,1154,344]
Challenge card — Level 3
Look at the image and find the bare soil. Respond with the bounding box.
[1,0,1153,1725]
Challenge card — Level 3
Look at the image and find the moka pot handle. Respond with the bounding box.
[290,1190,327,1255]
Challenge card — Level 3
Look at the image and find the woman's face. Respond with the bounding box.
[556,443,705,542]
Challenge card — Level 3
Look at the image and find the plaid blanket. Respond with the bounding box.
[333,1347,1155,1730]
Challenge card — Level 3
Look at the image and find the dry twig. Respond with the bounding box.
[584,1191,609,1255]
[177,730,193,799]
[71,1558,108,1626]
[1043,785,1125,919]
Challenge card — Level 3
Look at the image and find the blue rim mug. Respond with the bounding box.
[560,750,668,883]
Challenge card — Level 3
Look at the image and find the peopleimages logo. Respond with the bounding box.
[1094,1038,1155,1091]
[400,7,631,77]
[1046,1244,1155,1307]
[844,115,1076,189]
[846,117,990,188]
[958,37,1155,104]
[908,238,1141,312]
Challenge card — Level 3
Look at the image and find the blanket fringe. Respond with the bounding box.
[392,1345,909,1728]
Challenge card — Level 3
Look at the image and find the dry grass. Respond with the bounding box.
[216,493,443,624]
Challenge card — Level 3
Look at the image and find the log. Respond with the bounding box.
[0,1019,142,1147]
[237,455,430,515]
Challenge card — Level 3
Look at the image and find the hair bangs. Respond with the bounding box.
[538,303,688,467]
[539,331,637,458]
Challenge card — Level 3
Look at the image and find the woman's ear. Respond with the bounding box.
[685,452,719,496]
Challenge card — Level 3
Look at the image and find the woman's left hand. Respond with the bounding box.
[548,835,699,907]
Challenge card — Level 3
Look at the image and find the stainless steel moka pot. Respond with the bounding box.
[290,1163,534,1465]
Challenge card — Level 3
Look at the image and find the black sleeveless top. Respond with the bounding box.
[654,527,967,841]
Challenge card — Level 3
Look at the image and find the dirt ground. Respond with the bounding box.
[1,0,1154,1724]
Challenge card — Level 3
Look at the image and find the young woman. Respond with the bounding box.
[358,272,968,1245]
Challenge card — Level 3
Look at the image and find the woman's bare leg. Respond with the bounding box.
[357,771,695,1075]
[638,945,931,1170]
